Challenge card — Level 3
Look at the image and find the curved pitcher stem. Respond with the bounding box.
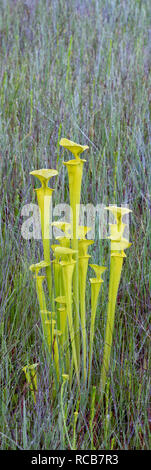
[100,254,124,395]
[61,260,80,387]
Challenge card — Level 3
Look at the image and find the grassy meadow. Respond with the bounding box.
[0,0,151,450]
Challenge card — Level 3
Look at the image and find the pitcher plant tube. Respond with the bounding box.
[30,169,58,298]
[88,264,107,386]
[60,138,89,369]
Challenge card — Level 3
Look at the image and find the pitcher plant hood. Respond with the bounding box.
[60,138,89,160]
[30,169,58,187]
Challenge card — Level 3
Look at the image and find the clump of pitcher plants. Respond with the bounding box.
[23,138,132,407]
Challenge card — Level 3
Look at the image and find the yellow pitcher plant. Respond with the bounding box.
[29,139,132,402]
[88,264,107,385]
[100,206,132,395]
[30,169,58,298]
[60,138,89,369]
[55,246,80,386]
[29,261,50,344]
[78,238,94,383]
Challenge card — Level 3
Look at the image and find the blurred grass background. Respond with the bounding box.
[0,0,151,450]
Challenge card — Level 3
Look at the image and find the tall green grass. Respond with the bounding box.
[0,0,151,450]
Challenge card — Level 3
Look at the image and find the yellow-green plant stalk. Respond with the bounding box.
[55,296,70,371]
[61,374,73,449]
[57,306,67,344]
[100,252,126,394]
[29,261,50,342]
[60,257,80,387]
[22,363,39,403]
[57,306,70,374]
[30,169,58,298]
[72,411,78,450]
[55,296,67,334]
[51,245,62,301]
[100,207,132,395]
[45,321,62,383]
[44,317,60,385]
[78,238,94,381]
[60,138,89,368]
[44,317,61,381]
[44,317,56,353]
[78,254,90,382]
[55,296,67,329]
[53,329,62,381]
[53,246,75,302]
[53,246,79,383]
[90,385,96,450]
[88,265,107,385]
